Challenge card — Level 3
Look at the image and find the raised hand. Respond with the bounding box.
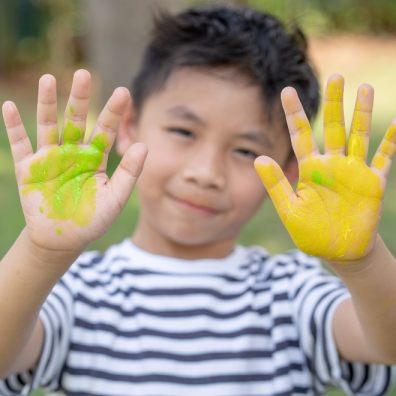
[255,74,396,261]
[2,70,147,254]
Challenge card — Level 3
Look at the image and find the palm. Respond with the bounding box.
[288,155,383,259]
[255,75,396,261]
[18,136,110,250]
[3,71,146,253]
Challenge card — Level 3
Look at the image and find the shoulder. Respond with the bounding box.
[63,239,133,285]
[243,246,323,280]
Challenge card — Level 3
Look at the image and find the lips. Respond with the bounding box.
[170,195,220,216]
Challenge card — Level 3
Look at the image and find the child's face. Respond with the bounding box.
[124,68,294,258]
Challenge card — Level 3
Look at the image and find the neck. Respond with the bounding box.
[132,218,236,260]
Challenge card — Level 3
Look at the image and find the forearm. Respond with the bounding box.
[0,228,80,375]
[330,235,396,363]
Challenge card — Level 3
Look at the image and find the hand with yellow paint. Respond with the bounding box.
[255,74,396,261]
[2,70,147,253]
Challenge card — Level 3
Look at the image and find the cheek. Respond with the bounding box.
[144,132,186,168]
[231,174,267,218]
[136,146,182,191]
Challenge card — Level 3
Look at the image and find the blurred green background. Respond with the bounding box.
[1,0,396,395]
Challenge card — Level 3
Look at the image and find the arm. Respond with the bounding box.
[332,236,396,364]
[0,230,77,377]
[255,74,396,364]
[0,70,147,378]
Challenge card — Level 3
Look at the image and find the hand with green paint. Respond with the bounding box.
[2,70,147,253]
[255,74,396,261]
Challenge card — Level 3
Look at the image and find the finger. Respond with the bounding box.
[348,84,374,160]
[107,142,148,210]
[37,74,58,148]
[281,87,318,162]
[323,74,346,155]
[254,156,295,222]
[371,120,396,177]
[61,69,91,144]
[88,87,130,156]
[2,101,33,164]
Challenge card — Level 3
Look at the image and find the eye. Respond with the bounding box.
[234,148,259,160]
[167,128,194,139]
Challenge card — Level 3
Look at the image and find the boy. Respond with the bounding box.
[1,4,396,396]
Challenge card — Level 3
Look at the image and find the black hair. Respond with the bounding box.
[132,5,320,127]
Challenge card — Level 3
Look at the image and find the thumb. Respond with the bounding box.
[254,156,295,221]
[107,142,148,209]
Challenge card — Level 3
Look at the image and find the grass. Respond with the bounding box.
[1,35,396,395]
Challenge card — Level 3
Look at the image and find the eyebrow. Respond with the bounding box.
[166,106,207,127]
[166,105,273,148]
[235,132,274,148]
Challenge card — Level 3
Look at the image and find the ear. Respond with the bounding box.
[283,155,299,185]
[116,95,138,156]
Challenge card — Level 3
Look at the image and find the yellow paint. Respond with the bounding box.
[255,77,389,261]
[379,139,394,156]
[348,96,370,158]
[326,78,343,101]
[324,79,345,152]
[257,155,383,260]
[324,124,345,152]
[386,124,396,140]
[351,111,370,134]
[380,124,396,156]
[372,153,387,170]
[46,128,59,145]
[382,297,394,309]
[372,123,396,170]
[294,117,314,160]
[22,128,109,227]
[255,161,279,189]
[255,161,294,214]
[348,134,366,159]
[360,86,369,98]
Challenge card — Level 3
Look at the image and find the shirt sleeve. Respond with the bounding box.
[0,272,75,396]
[289,251,396,395]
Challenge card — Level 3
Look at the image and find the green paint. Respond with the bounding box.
[39,206,44,213]
[47,128,59,145]
[63,120,82,143]
[56,227,62,235]
[311,169,334,188]
[22,129,109,227]
[91,134,109,152]
[68,104,74,115]
[311,170,323,184]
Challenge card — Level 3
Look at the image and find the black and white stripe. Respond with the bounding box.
[1,241,394,396]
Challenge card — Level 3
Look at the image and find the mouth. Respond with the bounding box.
[170,195,219,216]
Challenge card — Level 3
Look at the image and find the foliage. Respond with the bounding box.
[0,0,83,72]
[2,0,396,72]
[247,0,396,35]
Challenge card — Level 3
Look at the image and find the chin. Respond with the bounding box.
[165,223,235,248]
[162,224,214,245]
[167,231,213,246]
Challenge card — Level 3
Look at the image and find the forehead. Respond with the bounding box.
[162,67,266,117]
[143,67,285,141]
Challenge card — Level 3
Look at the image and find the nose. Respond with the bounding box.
[182,146,226,190]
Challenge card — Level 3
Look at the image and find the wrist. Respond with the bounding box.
[0,229,83,307]
[20,227,82,273]
[329,234,384,278]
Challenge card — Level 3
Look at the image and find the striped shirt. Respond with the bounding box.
[1,240,394,396]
